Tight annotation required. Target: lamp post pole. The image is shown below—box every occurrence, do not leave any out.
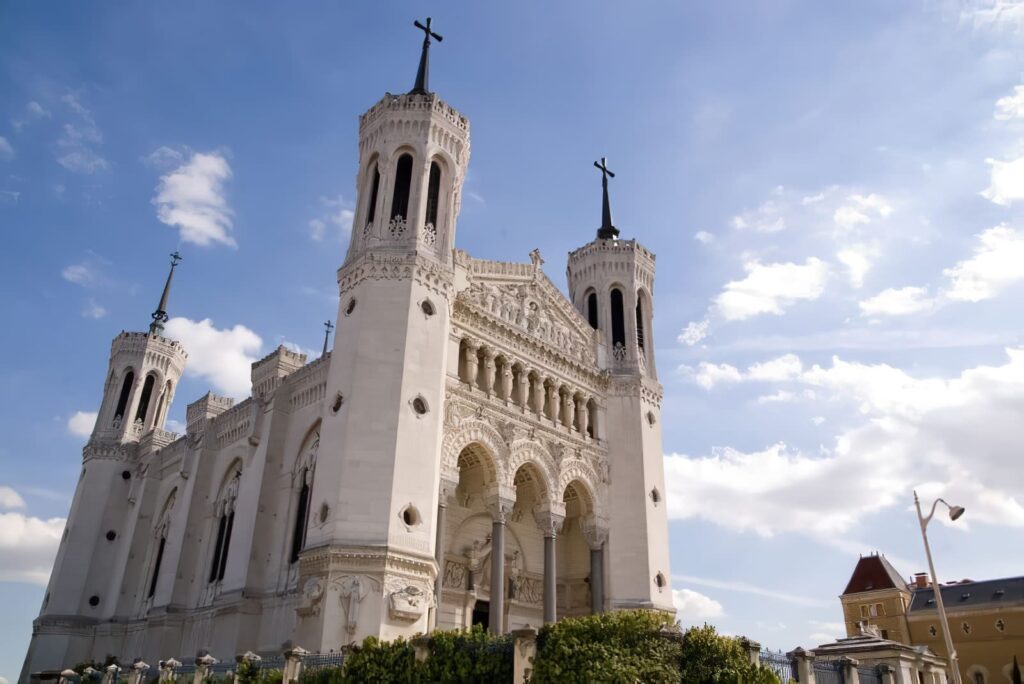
[914,491,963,684]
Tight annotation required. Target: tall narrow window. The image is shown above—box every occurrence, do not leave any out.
[135,374,156,423]
[425,162,441,227]
[208,515,227,583]
[610,288,626,349]
[290,470,311,564]
[635,297,646,351]
[217,511,234,581]
[148,536,166,598]
[390,154,413,221]
[366,165,380,225]
[114,372,134,420]
[586,292,599,329]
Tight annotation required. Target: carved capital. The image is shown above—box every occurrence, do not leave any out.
[533,502,566,537]
[580,515,609,550]
[438,473,459,505]
[485,486,517,523]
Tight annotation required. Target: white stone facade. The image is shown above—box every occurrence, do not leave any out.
[22,85,673,678]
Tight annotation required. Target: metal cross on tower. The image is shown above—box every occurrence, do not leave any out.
[411,17,443,95]
[594,157,619,239]
[149,251,182,335]
[322,319,335,356]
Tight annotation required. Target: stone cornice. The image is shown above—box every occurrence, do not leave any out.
[337,251,455,300]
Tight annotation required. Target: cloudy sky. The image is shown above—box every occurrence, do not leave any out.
[2,1,1024,680]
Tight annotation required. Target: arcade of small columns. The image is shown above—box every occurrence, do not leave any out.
[456,337,600,440]
[433,447,607,636]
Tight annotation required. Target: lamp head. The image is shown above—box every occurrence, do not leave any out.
[948,505,965,521]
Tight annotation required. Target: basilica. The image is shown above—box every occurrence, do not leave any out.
[23,21,673,676]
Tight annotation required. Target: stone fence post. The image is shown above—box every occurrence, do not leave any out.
[59,669,77,684]
[194,654,218,684]
[102,664,122,684]
[282,646,309,683]
[160,658,181,682]
[840,657,860,684]
[878,663,897,684]
[411,635,431,664]
[129,661,149,684]
[512,626,538,684]
[787,647,816,684]
[739,638,762,665]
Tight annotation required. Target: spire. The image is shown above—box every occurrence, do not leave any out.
[149,251,182,336]
[594,157,619,239]
[411,17,443,95]
[322,319,334,356]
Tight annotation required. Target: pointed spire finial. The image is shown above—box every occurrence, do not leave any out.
[411,17,443,95]
[149,251,182,336]
[594,157,619,239]
[322,319,335,356]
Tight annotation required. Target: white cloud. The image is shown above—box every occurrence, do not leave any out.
[56,93,108,174]
[673,573,830,608]
[678,318,710,346]
[667,348,1024,540]
[836,244,876,288]
[981,154,1024,205]
[164,317,262,397]
[833,194,892,232]
[82,298,107,319]
[309,195,355,242]
[0,489,65,584]
[67,411,97,438]
[673,588,725,625]
[694,231,715,244]
[683,354,802,390]
[961,0,1024,33]
[756,390,797,404]
[807,620,846,646]
[0,486,26,510]
[143,145,185,169]
[943,225,1024,301]
[165,419,186,434]
[859,286,936,316]
[994,85,1024,120]
[715,258,829,321]
[61,263,96,286]
[12,100,52,130]
[0,136,14,161]
[0,190,19,205]
[730,191,787,233]
[153,151,235,247]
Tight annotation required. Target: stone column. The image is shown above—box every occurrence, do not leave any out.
[534,503,565,624]
[282,647,309,683]
[463,340,479,388]
[840,657,861,684]
[481,349,496,396]
[739,638,761,665]
[582,519,608,614]
[514,366,529,408]
[546,383,559,423]
[786,648,815,684]
[577,395,589,436]
[500,361,514,403]
[531,375,545,418]
[433,475,457,631]
[512,627,538,683]
[487,490,515,635]
[878,663,897,684]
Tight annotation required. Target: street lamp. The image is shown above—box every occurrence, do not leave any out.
[914,490,965,684]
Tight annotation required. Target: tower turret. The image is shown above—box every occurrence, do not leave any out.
[565,162,673,613]
[29,253,189,672]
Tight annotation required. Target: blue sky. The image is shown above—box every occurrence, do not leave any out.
[2,1,1024,679]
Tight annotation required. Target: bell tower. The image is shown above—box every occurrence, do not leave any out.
[566,160,673,613]
[28,253,188,673]
[298,18,470,647]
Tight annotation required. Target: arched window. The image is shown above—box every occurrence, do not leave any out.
[390,154,413,221]
[135,374,156,423]
[114,371,134,421]
[208,471,240,584]
[290,468,312,564]
[153,381,172,430]
[610,288,626,349]
[425,161,442,227]
[148,536,166,599]
[366,164,380,225]
[635,295,646,351]
[586,291,599,329]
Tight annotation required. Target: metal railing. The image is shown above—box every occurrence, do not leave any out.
[760,649,796,682]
